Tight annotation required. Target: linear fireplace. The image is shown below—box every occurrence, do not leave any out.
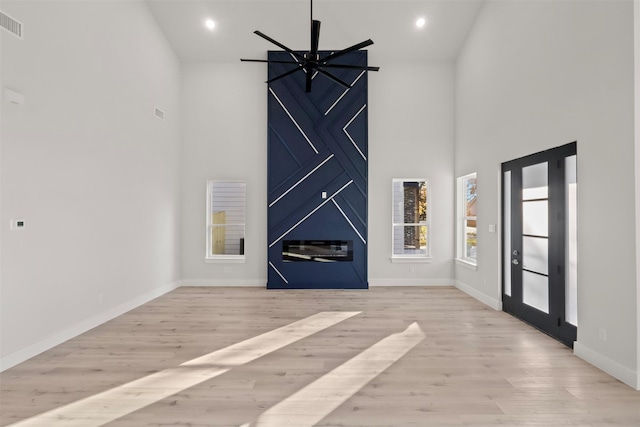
[283,240,353,262]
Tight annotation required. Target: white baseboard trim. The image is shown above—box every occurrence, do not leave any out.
[454,280,502,311]
[368,278,455,287]
[183,279,455,288]
[574,342,639,390]
[0,281,180,372]
[180,279,266,287]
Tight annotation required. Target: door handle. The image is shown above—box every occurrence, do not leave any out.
[512,259,519,265]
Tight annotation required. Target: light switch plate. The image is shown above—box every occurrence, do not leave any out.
[10,219,25,230]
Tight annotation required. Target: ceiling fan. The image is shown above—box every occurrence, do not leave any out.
[240,0,380,93]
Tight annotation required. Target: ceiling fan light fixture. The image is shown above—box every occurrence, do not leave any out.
[416,17,427,28]
[240,0,379,93]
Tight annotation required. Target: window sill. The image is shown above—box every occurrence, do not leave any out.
[391,256,432,264]
[205,256,246,264]
[455,258,477,271]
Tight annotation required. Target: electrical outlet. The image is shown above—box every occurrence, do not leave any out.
[223,267,232,273]
[598,328,607,342]
[409,265,415,273]
[98,294,104,305]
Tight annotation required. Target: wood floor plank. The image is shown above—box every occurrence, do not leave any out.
[1,286,639,426]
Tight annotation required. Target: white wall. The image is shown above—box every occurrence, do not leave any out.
[180,63,267,286]
[455,0,637,387]
[635,0,640,389]
[180,61,455,286]
[0,0,182,369]
[368,62,455,285]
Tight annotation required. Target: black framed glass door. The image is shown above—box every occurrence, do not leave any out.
[502,142,577,347]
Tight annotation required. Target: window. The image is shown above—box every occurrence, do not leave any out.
[206,181,246,262]
[457,173,477,266]
[392,179,429,259]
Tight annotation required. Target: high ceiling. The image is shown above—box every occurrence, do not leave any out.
[145,0,484,63]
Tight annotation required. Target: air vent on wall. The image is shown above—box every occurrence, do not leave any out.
[0,11,23,39]
[153,107,164,120]
[154,107,165,120]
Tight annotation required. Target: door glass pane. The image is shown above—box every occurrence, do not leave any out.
[523,200,548,237]
[566,155,578,326]
[522,161,549,314]
[522,162,548,200]
[503,171,511,296]
[522,270,549,313]
[523,236,549,275]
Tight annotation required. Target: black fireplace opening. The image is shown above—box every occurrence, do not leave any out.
[283,240,353,262]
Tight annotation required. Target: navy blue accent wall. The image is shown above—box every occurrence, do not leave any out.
[267,50,368,289]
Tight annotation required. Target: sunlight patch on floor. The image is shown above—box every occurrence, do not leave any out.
[8,311,360,427]
[242,322,425,427]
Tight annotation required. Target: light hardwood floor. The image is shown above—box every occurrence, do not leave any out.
[1,286,639,426]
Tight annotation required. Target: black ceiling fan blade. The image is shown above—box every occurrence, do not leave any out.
[254,31,305,60]
[305,69,313,93]
[266,65,303,84]
[317,68,352,89]
[322,63,380,72]
[322,39,374,63]
[311,20,321,56]
[241,58,301,64]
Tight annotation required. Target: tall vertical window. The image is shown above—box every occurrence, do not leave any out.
[457,173,477,266]
[392,179,429,258]
[206,181,246,261]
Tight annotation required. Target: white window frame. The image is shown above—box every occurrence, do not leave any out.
[391,178,431,262]
[456,173,477,269]
[205,180,246,263]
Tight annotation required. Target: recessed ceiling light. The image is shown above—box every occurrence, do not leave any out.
[416,17,426,28]
[205,19,216,30]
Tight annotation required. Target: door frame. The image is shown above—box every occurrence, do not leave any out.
[501,142,577,347]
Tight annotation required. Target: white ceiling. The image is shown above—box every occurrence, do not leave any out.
[145,0,485,63]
